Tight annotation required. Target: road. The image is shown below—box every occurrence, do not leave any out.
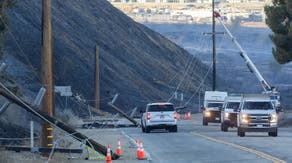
[120,114,292,163]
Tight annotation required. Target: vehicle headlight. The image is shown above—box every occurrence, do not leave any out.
[224,113,230,119]
[270,114,277,123]
[241,114,248,124]
[205,110,211,117]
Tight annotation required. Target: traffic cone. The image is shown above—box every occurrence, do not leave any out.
[116,138,122,156]
[106,144,112,163]
[177,113,181,121]
[136,139,140,158]
[187,112,191,120]
[138,140,146,160]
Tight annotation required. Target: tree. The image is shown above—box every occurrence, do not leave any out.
[265,0,292,64]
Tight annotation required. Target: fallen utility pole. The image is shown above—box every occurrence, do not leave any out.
[0,146,82,154]
[0,83,120,160]
[108,102,140,127]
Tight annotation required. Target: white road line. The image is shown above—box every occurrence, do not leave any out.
[121,130,152,161]
[191,131,286,163]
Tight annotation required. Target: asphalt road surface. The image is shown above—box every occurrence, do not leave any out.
[120,114,292,163]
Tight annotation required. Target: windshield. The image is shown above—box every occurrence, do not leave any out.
[148,104,174,112]
[207,103,223,108]
[226,102,240,109]
[243,102,273,110]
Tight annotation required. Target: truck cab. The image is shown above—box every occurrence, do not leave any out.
[237,94,278,137]
[221,95,241,132]
[203,91,227,126]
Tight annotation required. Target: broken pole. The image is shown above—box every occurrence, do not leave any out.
[41,0,54,149]
[0,83,120,160]
[94,45,100,113]
[108,102,139,127]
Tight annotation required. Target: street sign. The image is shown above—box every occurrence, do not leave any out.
[54,86,72,97]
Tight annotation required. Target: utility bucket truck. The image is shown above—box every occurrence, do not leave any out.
[214,11,281,109]
[202,91,227,126]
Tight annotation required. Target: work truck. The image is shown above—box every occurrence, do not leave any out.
[237,94,278,137]
[221,95,241,132]
[202,91,227,126]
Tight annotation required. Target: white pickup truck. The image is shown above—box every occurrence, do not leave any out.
[221,95,241,132]
[141,102,178,133]
[237,94,278,137]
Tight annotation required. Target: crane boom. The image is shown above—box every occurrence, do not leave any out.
[214,12,271,92]
[213,11,280,107]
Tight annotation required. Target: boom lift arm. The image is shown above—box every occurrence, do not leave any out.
[214,11,271,92]
[213,12,280,107]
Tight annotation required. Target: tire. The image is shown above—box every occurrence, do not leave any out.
[222,123,228,132]
[237,128,245,137]
[269,129,278,137]
[203,117,208,126]
[141,122,145,133]
[145,126,151,133]
[170,125,177,132]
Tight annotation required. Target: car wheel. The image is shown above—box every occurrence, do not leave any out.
[222,123,228,132]
[237,128,245,137]
[169,125,177,132]
[141,122,145,133]
[145,126,151,133]
[269,131,277,137]
[203,117,208,126]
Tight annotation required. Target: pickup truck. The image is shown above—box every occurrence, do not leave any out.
[237,94,278,137]
[221,95,241,132]
[141,102,178,133]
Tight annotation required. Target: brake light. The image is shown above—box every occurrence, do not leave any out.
[146,113,151,120]
[174,112,178,119]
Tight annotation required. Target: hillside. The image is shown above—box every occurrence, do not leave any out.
[2,0,211,115]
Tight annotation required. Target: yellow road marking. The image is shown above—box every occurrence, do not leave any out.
[191,131,286,163]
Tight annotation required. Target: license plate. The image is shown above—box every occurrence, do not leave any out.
[215,117,219,120]
[257,125,263,128]
[160,115,165,119]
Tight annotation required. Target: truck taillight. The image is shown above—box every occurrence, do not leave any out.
[174,113,178,119]
[146,113,151,120]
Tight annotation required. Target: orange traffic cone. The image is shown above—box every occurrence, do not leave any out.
[138,140,146,160]
[106,144,112,163]
[187,112,191,120]
[136,139,140,158]
[116,138,122,156]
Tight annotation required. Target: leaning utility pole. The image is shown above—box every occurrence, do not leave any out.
[41,0,54,149]
[94,45,100,113]
[212,0,216,91]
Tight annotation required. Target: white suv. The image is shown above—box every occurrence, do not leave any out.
[141,102,178,133]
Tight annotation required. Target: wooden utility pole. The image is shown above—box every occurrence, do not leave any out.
[212,0,216,91]
[41,0,54,149]
[94,45,100,113]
